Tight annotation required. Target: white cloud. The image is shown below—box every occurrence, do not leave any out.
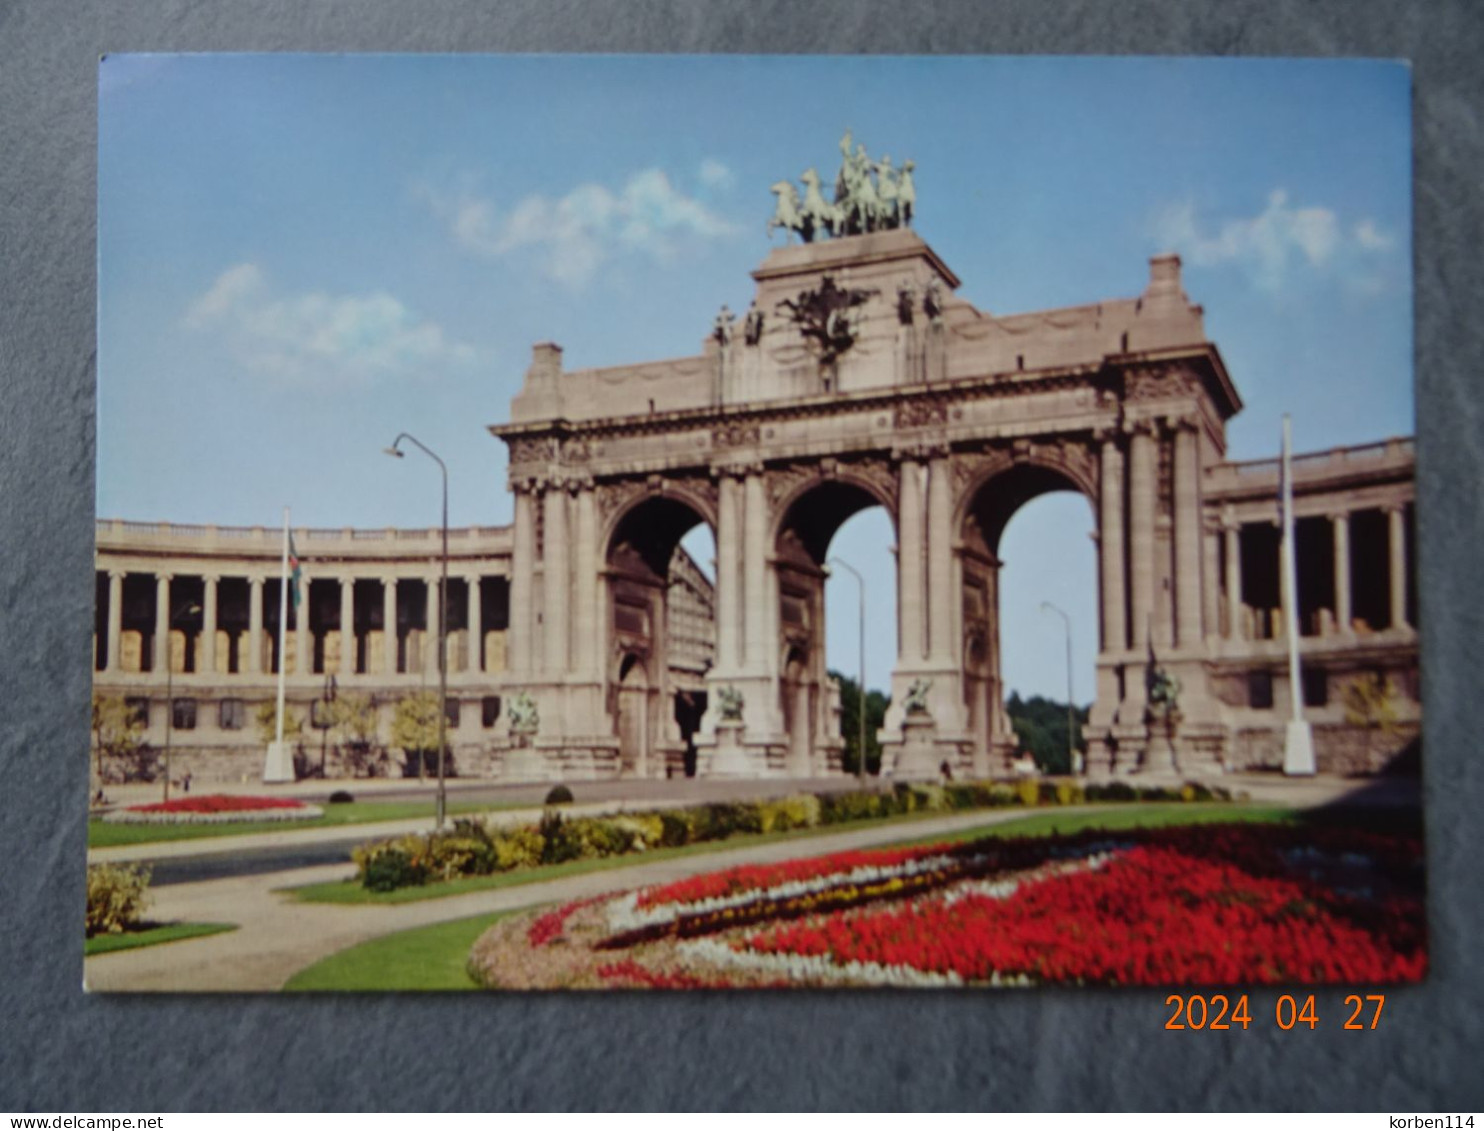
[699,158,735,190]
[422,168,739,287]
[184,263,477,382]
[1152,190,1394,291]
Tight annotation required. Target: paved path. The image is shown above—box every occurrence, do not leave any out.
[83,807,1085,993]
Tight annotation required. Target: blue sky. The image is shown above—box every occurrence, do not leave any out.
[98,55,1412,702]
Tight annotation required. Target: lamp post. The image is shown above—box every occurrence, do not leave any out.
[827,557,868,783]
[385,432,449,829]
[162,600,202,803]
[1040,601,1079,775]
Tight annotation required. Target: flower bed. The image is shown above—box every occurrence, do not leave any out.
[102,794,323,825]
[465,820,1425,990]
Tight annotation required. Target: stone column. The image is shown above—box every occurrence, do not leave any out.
[467,573,483,674]
[1332,512,1351,636]
[926,452,954,663]
[339,576,356,675]
[543,483,569,676]
[426,572,442,677]
[1173,421,1203,647]
[1224,521,1241,640]
[294,569,310,678]
[1127,424,1156,649]
[715,472,743,672]
[743,467,768,673]
[574,484,597,676]
[106,570,124,672]
[1388,504,1409,630]
[201,575,219,675]
[154,574,171,675]
[1098,434,1126,653]
[897,456,927,664]
[248,575,264,674]
[510,488,536,677]
[1202,523,1221,645]
[382,577,398,674]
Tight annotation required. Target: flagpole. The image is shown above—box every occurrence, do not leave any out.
[264,505,295,782]
[276,506,289,746]
[1280,415,1316,775]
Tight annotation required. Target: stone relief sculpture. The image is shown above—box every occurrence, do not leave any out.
[896,280,917,326]
[508,691,540,734]
[713,304,735,346]
[1147,666,1182,720]
[743,300,765,346]
[770,130,917,244]
[717,685,745,722]
[903,677,933,717]
[776,274,878,368]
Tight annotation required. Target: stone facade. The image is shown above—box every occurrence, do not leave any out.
[492,229,1418,780]
[91,520,713,783]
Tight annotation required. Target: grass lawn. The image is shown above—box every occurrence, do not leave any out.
[287,800,1278,907]
[282,911,514,991]
[280,802,1298,992]
[85,921,237,956]
[87,798,522,848]
[888,802,1299,848]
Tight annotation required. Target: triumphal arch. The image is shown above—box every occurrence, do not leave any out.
[491,138,1416,781]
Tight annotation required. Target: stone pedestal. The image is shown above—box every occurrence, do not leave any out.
[885,714,941,780]
[1143,716,1180,778]
[262,740,295,783]
[502,732,551,781]
[704,720,757,777]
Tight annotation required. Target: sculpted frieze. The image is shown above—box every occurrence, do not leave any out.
[1123,362,1201,402]
[894,395,948,429]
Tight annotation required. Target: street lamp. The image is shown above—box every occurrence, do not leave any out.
[385,432,449,830]
[827,557,868,783]
[162,600,202,803]
[1039,601,1079,775]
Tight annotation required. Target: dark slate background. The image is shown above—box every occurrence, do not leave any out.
[2,0,1481,1112]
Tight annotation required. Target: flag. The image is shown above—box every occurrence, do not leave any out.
[288,531,303,608]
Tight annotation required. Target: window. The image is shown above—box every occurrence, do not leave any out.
[482,695,501,728]
[172,698,197,730]
[444,697,461,728]
[218,698,245,730]
[1248,670,1274,710]
[1301,668,1328,709]
[125,697,149,728]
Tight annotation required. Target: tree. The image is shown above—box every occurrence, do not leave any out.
[831,670,887,775]
[254,700,304,747]
[91,693,146,790]
[330,691,384,776]
[1343,672,1399,733]
[391,690,446,778]
[1005,691,1089,774]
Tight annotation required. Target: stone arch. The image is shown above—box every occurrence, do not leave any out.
[604,492,715,779]
[956,459,1096,559]
[954,459,1098,773]
[602,483,717,566]
[771,474,896,564]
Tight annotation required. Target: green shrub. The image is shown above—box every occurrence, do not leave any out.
[86,862,151,936]
[821,790,886,824]
[327,789,355,804]
[544,784,575,806]
[1088,780,1138,803]
[538,809,585,864]
[657,808,699,847]
[359,844,429,892]
[491,826,544,871]
[759,794,823,833]
[1015,778,1041,807]
[695,802,764,841]
[427,833,495,880]
[1054,780,1084,806]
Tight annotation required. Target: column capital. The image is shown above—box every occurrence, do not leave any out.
[247,573,266,588]
[1328,508,1351,524]
[1092,423,1122,446]
[1382,500,1408,517]
[1166,412,1200,433]
[108,568,127,581]
[202,573,221,585]
[156,572,174,585]
[1125,417,1161,438]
